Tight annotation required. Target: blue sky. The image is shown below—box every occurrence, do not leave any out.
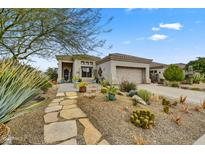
[30,8,205,71]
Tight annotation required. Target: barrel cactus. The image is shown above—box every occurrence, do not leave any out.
[130,109,155,129]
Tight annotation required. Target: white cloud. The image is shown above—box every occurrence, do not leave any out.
[149,34,168,41]
[142,8,159,10]
[195,20,202,24]
[136,37,145,41]
[125,8,136,12]
[123,40,131,44]
[152,27,160,31]
[159,23,183,30]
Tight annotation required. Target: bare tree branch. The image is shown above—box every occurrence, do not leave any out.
[0,9,112,60]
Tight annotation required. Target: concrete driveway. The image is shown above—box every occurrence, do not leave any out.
[138,84,205,104]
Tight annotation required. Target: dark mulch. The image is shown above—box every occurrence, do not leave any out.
[77,93,205,145]
[6,85,57,145]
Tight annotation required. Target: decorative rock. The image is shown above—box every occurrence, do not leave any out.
[60,99,77,106]
[52,98,64,103]
[84,93,96,98]
[66,92,77,97]
[60,108,86,120]
[48,102,59,107]
[56,93,65,97]
[79,118,102,145]
[98,139,110,145]
[132,95,147,105]
[67,96,78,99]
[63,104,78,110]
[194,134,205,145]
[45,105,62,113]
[128,90,137,97]
[44,112,58,123]
[44,121,77,144]
[117,91,126,96]
[58,138,77,145]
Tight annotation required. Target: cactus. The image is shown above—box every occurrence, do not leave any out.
[130,109,155,129]
[162,98,170,106]
[163,106,169,114]
[172,101,178,106]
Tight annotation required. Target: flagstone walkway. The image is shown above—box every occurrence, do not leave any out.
[43,91,109,145]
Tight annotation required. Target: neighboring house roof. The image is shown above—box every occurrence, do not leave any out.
[96,53,153,65]
[172,63,186,69]
[56,54,101,61]
[150,62,168,69]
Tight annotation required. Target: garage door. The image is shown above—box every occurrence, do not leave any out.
[116,67,144,84]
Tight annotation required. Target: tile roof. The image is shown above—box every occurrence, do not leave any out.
[96,53,153,64]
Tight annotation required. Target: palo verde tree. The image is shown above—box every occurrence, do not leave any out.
[186,57,205,74]
[0,9,112,60]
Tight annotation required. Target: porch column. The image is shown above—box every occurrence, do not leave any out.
[57,61,62,83]
[145,66,151,84]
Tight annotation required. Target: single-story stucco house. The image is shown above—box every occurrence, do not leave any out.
[150,62,188,83]
[56,54,100,83]
[56,53,154,84]
[96,53,152,84]
[150,62,168,82]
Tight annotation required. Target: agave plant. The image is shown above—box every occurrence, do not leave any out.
[0,59,49,123]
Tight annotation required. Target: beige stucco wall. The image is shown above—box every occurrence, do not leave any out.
[57,60,73,83]
[57,59,96,83]
[96,61,112,81]
[150,68,165,80]
[111,60,150,84]
[97,60,150,84]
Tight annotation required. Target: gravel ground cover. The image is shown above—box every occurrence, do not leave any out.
[7,85,58,145]
[77,93,205,145]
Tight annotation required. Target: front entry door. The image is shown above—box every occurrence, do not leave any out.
[64,69,70,81]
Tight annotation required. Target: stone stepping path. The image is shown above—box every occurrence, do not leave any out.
[43,91,109,145]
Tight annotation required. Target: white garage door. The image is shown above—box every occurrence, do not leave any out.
[116,67,144,84]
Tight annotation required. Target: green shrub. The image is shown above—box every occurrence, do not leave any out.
[191,87,200,91]
[137,89,151,102]
[107,86,118,95]
[0,59,49,123]
[100,79,110,87]
[187,78,193,85]
[78,82,88,88]
[41,81,52,92]
[45,67,58,81]
[101,87,108,94]
[120,81,136,92]
[130,109,155,129]
[72,76,80,82]
[163,65,185,82]
[169,81,180,87]
[192,73,204,84]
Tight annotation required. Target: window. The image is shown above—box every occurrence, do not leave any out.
[81,67,92,77]
[81,61,85,65]
[86,61,89,65]
[150,70,153,73]
[159,71,161,74]
[154,70,157,73]
[90,62,93,65]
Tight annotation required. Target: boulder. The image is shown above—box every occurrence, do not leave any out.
[117,91,126,96]
[128,90,137,97]
[132,95,147,105]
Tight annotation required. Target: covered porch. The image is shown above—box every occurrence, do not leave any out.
[57,61,74,83]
